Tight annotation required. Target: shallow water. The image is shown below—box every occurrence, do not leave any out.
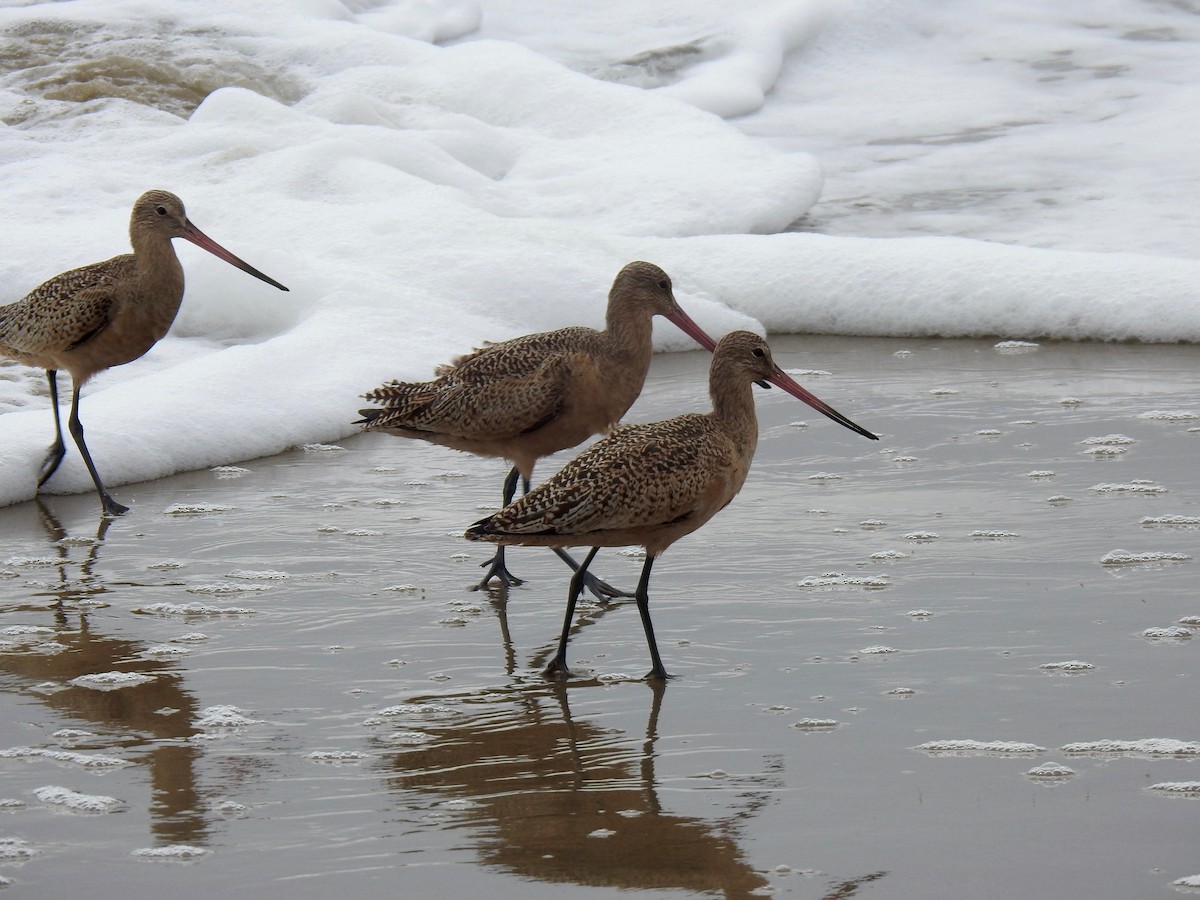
[0,336,1197,898]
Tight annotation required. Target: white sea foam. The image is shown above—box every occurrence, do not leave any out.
[792,718,839,730]
[130,844,210,861]
[0,837,38,862]
[163,503,234,516]
[916,740,1046,756]
[1143,516,1200,527]
[1142,626,1193,640]
[1062,739,1200,757]
[308,750,369,763]
[0,746,129,769]
[0,625,55,640]
[132,602,254,616]
[0,0,1199,507]
[1080,434,1136,445]
[1026,762,1075,780]
[1039,661,1094,673]
[795,573,889,590]
[994,341,1039,353]
[186,582,272,594]
[68,671,156,691]
[32,785,124,814]
[52,729,95,742]
[225,569,290,580]
[1100,550,1191,566]
[1139,410,1198,422]
[195,705,262,729]
[1148,782,1200,796]
[1090,482,1166,495]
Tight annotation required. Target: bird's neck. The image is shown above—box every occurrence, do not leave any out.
[709,370,760,453]
[603,296,655,364]
[132,233,186,301]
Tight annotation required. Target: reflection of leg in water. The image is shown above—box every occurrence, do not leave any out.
[35,498,113,608]
[5,502,210,844]
[381,678,774,896]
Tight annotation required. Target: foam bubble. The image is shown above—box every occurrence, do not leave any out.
[916,740,1046,756]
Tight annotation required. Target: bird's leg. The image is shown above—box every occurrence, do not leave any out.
[472,467,527,591]
[633,556,671,680]
[66,385,128,517]
[552,547,634,601]
[37,370,68,487]
[545,546,600,678]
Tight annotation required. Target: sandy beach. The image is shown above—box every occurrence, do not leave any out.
[1,334,1198,898]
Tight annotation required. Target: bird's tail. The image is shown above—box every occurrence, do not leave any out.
[354,408,383,427]
[464,516,498,542]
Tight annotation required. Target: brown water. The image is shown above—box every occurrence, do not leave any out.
[1,336,1198,898]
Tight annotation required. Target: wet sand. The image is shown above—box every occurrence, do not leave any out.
[0,335,1197,899]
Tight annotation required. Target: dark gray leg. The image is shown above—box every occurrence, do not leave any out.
[633,556,670,680]
[473,466,526,590]
[544,546,601,678]
[37,370,68,487]
[553,546,634,600]
[66,385,128,517]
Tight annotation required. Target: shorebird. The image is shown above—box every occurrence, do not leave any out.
[465,330,878,679]
[357,261,718,596]
[0,190,289,516]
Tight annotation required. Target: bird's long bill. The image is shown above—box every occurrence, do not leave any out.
[183,221,290,292]
[665,307,718,352]
[768,366,879,440]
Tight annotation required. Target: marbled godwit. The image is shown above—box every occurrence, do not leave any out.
[357,261,718,596]
[465,330,878,679]
[0,190,289,516]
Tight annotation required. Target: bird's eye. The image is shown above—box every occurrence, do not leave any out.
[657,279,669,290]
[155,206,168,216]
[752,348,765,358]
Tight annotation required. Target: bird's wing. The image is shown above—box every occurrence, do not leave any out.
[363,352,575,439]
[487,415,731,535]
[434,327,597,380]
[0,265,118,357]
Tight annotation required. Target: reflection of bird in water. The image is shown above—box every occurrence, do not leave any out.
[382,680,775,896]
[467,331,878,679]
[357,261,717,597]
[0,190,289,516]
[0,501,208,844]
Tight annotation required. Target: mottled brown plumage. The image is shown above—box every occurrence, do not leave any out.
[1,190,289,516]
[466,331,879,679]
[358,261,718,593]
